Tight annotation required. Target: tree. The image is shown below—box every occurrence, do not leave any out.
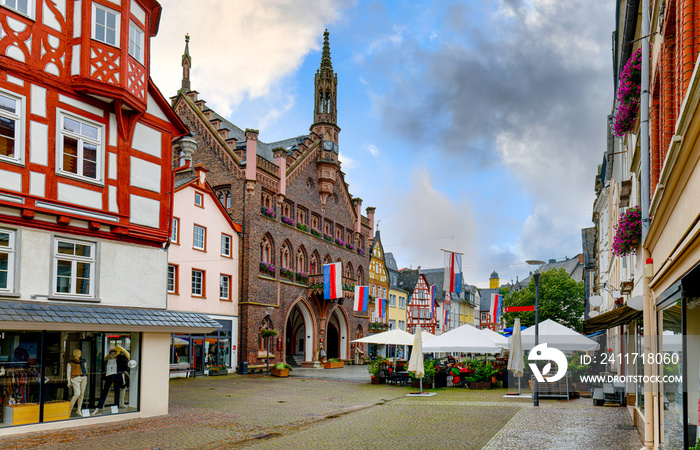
[502,268,585,332]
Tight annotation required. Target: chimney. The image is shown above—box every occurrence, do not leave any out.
[194,165,208,184]
[366,206,376,239]
[578,253,584,263]
[244,129,259,195]
[273,147,286,197]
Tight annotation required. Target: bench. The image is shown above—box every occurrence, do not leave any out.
[170,362,196,378]
[247,364,268,374]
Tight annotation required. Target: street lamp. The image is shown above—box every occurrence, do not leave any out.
[264,307,274,376]
[526,259,545,407]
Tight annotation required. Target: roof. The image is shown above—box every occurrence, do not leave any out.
[517,255,584,289]
[0,301,222,333]
[397,269,420,292]
[384,252,398,272]
[479,288,500,311]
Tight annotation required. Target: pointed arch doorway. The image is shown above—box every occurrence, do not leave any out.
[285,299,314,366]
[326,306,349,360]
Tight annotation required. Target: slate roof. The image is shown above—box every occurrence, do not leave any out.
[384,252,398,272]
[0,301,222,332]
[479,288,500,311]
[209,110,309,163]
[397,269,420,293]
[514,255,584,290]
[174,175,197,189]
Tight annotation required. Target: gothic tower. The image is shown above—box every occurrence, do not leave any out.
[312,30,341,209]
[181,34,192,92]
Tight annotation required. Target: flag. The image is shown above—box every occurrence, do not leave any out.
[376,298,385,319]
[443,251,462,293]
[430,284,437,318]
[323,262,342,299]
[444,309,449,326]
[490,293,502,326]
[353,286,369,312]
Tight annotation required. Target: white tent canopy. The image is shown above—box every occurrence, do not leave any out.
[519,319,599,351]
[351,329,414,346]
[421,324,504,353]
[481,328,508,347]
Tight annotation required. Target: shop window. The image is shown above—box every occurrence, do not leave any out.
[0,331,140,428]
[92,4,120,47]
[53,238,96,297]
[0,228,16,292]
[58,113,102,182]
[0,90,23,163]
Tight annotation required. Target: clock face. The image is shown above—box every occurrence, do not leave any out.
[323,140,334,150]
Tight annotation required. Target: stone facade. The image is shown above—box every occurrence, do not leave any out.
[170,31,373,368]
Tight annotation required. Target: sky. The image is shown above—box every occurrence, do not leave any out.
[151,0,615,288]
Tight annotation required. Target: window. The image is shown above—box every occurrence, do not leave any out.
[193,224,206,250]
[0,91,22,163]
[389,294,396,307]
[399,320,405,331]
[192,269,205,297]
[93,4,120,47]
[221,234,231,257]
[54,238,95,297]
[58,113,102,181]
[389,319,396,330]
[167,264,178,294]
[219,274,231,300]
[0,229,15,292]
[194,191,203,207]
[171,217,179,244]
[399,296,405,309]
[1,0,30,16]
[128,22,144,63]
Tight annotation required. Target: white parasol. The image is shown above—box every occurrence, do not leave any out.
[507,318,524,395]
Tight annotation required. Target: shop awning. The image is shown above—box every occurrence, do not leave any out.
[0,301,222,333]
[583,305,642,334]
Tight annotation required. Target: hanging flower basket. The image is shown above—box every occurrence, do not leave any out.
[614,48,642,136]
[612,206,641,257]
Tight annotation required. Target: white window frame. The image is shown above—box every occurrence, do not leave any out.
[221,234,231,257]
[128,21,144,63]
[167,264,177,293]
[1,0,32,18]
[0,228,16,293]
[193,224,206,250]
[171,217,179,244]
[194,192,203,207]
[92,3,120,47]
[219,274,230,300]
[57,111,103,183]
[53,238,96,298]
[0,90,24,165]
[192,269,204,297]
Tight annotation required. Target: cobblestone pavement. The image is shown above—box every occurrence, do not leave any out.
[0,370,642,449]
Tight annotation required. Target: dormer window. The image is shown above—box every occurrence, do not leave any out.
[129,22,144,63]
[93,4,120,47]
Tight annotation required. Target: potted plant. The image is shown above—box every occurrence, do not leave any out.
[324,358,344,369]
[261,328,278,339]
[367,359,388,384]
[208,364,228,376]
[612,206,641,257]
[614,48,642,136]
[271,362,291,377]
[464,359,497,389]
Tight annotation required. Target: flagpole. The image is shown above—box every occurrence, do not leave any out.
[440,249,464,255]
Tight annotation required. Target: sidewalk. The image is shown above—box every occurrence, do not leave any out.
[0,371,642,449]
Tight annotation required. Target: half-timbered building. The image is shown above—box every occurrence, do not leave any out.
[0,0,219,434]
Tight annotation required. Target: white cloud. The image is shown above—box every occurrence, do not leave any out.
[364,143,380,158]
[151,0,348,113]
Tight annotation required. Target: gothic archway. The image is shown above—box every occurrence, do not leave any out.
[284,297,314,365]
[328,305,349,359]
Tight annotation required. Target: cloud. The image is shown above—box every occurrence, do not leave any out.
[151,0,349,115]
[381,169,477,271]
[364,143,380,158]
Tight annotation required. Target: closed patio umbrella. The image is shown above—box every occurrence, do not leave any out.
[407,325,425,394]
[507,318,524,395]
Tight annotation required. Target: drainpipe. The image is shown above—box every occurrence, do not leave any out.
[639,0,654,447]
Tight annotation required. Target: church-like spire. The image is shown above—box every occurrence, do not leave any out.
[181,34,191,92]
[313,29,337,126]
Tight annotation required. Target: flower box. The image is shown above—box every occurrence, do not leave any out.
[271,367,289,377]
[209,369,227,376]
[469,382,492,390]
[324,361,344,369]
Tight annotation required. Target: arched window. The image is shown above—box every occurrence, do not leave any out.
[310,251,320,275]
[216,188,231,209]
[296,246,307,274]
[323,254,332,265]
[282,202,291,218]
[280,241,292,270]
[260,234,274,276]
[297,207,307,225]
[344,262,354,281]
[336,225,343,240]
[357,266,365,285]
[261,191,273,210]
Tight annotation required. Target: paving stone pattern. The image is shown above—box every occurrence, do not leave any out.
[0,372,642,449]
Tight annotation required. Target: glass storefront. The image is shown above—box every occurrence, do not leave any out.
[0,330,140,427]
[171,319,232,372]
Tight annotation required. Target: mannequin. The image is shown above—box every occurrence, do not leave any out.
[94,349,120,414]
[67,349,87,416]
[115,348,129,408]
